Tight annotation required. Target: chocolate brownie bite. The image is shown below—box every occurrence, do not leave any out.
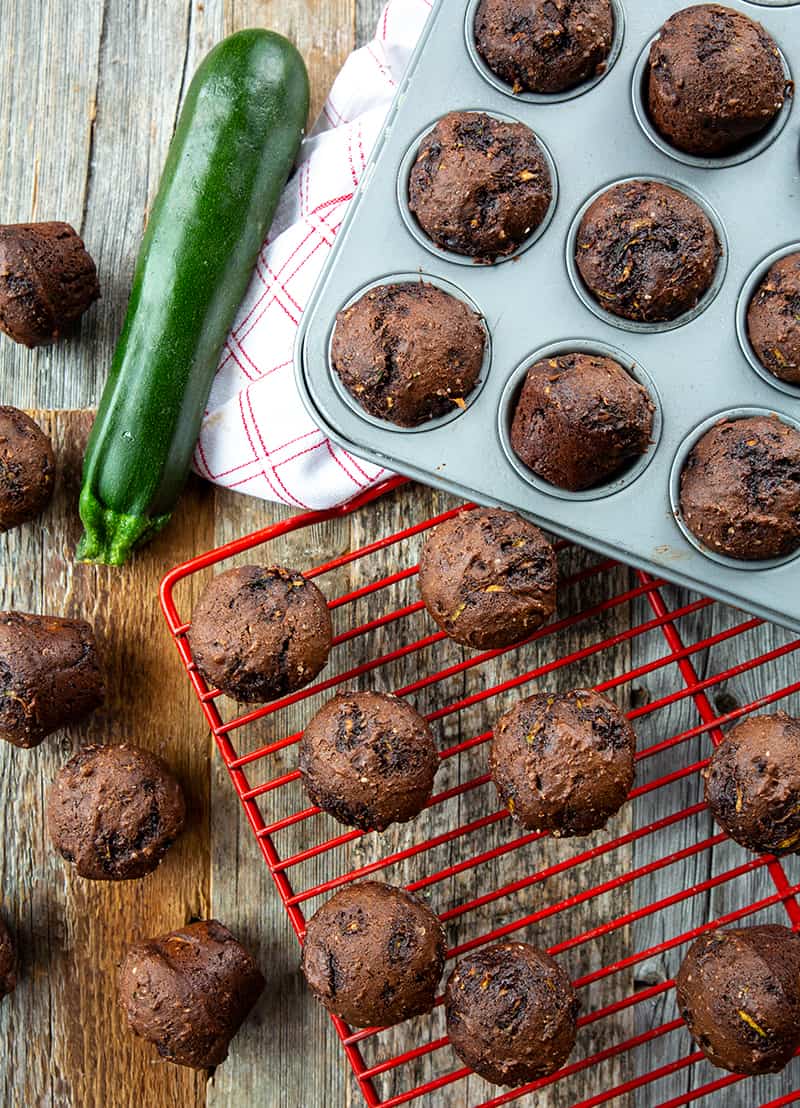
[118,919,265,1069]
[0,611,104,748]
[47,744,186,881]
[418,508,557,650]
[301,881,445,1028]
[679,415,800,561]
[510,352,654,490]
[705,713,800,855]
[407,111,552,260]
[491,689,636,836]
[576,179,719,323]
[330,282,485,426]
[475,0,614,94]
[445,941,578,1086]
[299,691,438,832]
[747,253,800,386]
[676,925,800,1075]
[0,407,55,531]
[0,222,100,347]
[0,918,16,999]
[648,5,787,158]
[187,565,332,702]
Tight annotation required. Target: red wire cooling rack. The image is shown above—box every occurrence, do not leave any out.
[160,477,800,1108]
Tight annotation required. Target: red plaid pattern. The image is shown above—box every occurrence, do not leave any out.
[193,0,432,509]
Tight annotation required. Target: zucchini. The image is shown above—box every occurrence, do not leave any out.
[77,29,309,564]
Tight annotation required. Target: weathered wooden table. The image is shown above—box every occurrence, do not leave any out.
[2,3,798,1106]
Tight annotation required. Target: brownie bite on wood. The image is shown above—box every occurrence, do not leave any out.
[0,407,55,531]
[705,713,800,855]
[0,611,104,748]
[118,919,265,1069]
[491,689,636,835]
[47,744,186,881]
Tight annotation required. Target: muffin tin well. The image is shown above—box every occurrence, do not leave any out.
[297,0,800,633]
[328,271,492,434]
[497,338,663,502]
[395,110,560,267]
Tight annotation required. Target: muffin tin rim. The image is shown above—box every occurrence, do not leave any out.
[668,405,800,572]
[564,173,729,335]
[735,240,800,400]
[742,0,800,9]
[396,108,560,268]
[326,270,493,435]
[496,337,664,502]
[631,30,794,171]
[462,0,627,105]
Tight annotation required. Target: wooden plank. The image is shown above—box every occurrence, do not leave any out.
[0,411,214,1108]
[225,0,354,123]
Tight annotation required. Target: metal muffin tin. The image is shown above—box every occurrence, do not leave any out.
[296,0,800,632]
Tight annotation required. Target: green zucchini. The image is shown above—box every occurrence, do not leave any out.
[77,29,309,564]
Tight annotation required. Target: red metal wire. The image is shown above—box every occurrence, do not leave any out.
[159,477,800,1108]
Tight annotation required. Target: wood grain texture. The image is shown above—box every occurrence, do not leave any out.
[0,412,214,1108]
[2,0,799,1106]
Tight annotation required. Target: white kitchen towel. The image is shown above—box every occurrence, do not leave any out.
[193,0,432,510]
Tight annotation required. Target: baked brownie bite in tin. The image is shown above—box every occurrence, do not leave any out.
[491,688,636,836]
[301,881,446,1028]
[47,744,186,881]
[679,414,800,561]
[747,253,800,386]
[648,4,788,158]
[330,281,485,426]
[575,179,719,324]
[299,690,438,831]
[418,507,557,650]
[445,941,578,1086]
[676,925,800,1075]
[510,351,654,490]
[408,111,552,260]
[475,0,614,94]
[705,713,800,855]
[187,564,332,702]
